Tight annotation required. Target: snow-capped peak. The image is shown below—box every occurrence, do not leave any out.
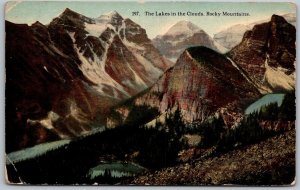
[104,11,121,17]
[96,11,123,24]
[165,20,202,37]
[84,11,123,37]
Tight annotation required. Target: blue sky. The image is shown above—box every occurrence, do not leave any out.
[5,1,296,38]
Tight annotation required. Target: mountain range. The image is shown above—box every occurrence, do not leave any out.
[6,9,295,153]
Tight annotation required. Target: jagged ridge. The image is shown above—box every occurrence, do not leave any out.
[6,8,170,151]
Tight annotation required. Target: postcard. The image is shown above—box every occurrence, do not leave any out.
[5,1,296,185]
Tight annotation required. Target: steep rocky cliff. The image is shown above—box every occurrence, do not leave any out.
[109,47,260,127]
[229,15,295,92]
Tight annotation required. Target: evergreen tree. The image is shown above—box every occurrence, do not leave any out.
[165,107,185,137]
[258,103,279,120]
[279,92,296,121]
[197,116,225,148]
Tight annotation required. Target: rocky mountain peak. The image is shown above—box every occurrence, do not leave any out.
[96,11,123,26]
[58,8,95,24]
[271,14,288,24]
[101,10,122,19]
[60,8,80,18]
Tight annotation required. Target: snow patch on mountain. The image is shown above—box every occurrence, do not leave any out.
[83,11,123,38]
[119,21,162,80]
[118,47,148,88]
[76,45,129,98]
[68,32,130,99]
[84,22,107,37]
[120,20,144,51]
[67,101,89,124]
[26,111,66,138]
[122,38,145,51]
[127,64,147,88]
[96,11,121,23]
[68,14,167,100]
[60,11,167,99]
[43,66,49,73]
[264,55,295,91]
[133,52,162,79]
[119,20,163,81]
